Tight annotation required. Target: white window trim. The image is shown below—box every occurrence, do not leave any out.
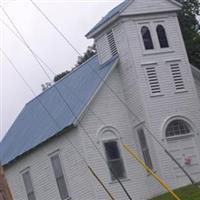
[102,138,128,183]
[137,19,172,55]
[153,20,172,50]
[161,116,197,141]
[106,30,118,57]
[49,150,71,200]
[166,60,187,93]
[97,126,129,183]
[135,125,154,173]
[142,63,163,97]
[20,167,37,200]
[137,22,156,53]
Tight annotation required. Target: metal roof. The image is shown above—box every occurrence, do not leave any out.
[0,55,118,165]
[86,0,130,37]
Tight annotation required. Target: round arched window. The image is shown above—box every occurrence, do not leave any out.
[166,120,191,138]
[141,26,154,50]
[156,25,169,48]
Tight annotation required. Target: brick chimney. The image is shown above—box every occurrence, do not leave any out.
[0,164,13,200]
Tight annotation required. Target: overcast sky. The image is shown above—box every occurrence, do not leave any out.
[0,1,199,141]
[0,0,122,140]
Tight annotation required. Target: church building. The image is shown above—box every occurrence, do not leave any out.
[1,0,200,199]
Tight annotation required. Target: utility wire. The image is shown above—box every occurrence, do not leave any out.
[1,48,115,200]
[29,0,195,185]
[0,18,56,77]
[1,6,133,200]
[0,15,106,127]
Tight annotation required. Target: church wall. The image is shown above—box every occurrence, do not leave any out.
[4,65,156,200]
[122,12,200,188]
[4,128,95,200]
[79,66,154,200]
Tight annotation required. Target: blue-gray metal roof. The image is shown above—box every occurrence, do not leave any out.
[0,55,118,165]
[86,0,130,37]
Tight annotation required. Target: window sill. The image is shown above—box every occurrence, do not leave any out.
[166,133,194,141]
[150,93,164,98]
[143,49,174,56]
[109,178,130,184]
[175,89,188,94]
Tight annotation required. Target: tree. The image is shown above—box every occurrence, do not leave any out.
[52,44,96,83]
[177,0,200,69]
[76,44,96,66]
[53,70,70,82]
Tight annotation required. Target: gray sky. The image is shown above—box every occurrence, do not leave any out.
[0,0,122,140]
[0,0,199,141]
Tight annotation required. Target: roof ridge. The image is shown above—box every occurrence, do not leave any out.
[86,0,130,37]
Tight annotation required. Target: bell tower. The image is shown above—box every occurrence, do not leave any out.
[87,0,200,188]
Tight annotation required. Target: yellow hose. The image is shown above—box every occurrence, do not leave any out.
[123,144,181,200]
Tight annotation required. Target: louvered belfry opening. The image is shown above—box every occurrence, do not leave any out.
[107,30,118,57]
[170,63,185,91]
[145,66,161,95]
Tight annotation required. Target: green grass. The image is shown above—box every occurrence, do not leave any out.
[150,185,200,200]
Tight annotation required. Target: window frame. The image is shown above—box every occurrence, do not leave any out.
[142,62,163,97]
[21,168,36,200]
[106,30,118,57]
[136,126,154,171]
[156,24,169,48]
[165,119,193,140]
[102,138,127,182]
[141,25,155,50]
[49,151,70,200]
[137,20,172,54]
[138,22,156,52]
[166,60,187,93]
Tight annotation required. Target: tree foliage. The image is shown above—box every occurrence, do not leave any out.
[76,44,96,67]
[53,44,96,83]
[53,70,70,82]
[177,0,200,69]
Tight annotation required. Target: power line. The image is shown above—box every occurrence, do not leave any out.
[0,18,56,77]
[1,6,133,200]
[1,48,116,200]
[29,0,195,185]
[0,10,54,81]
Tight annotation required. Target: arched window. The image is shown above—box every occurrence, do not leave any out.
[166,120,191,138]
[98,127,126,181]
[141,26,154,50]
[156,25,169,48]
[104,140,126,180]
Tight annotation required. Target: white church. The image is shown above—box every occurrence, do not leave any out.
[1,0,200,199]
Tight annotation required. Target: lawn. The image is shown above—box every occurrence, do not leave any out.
[150,185,200,200]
